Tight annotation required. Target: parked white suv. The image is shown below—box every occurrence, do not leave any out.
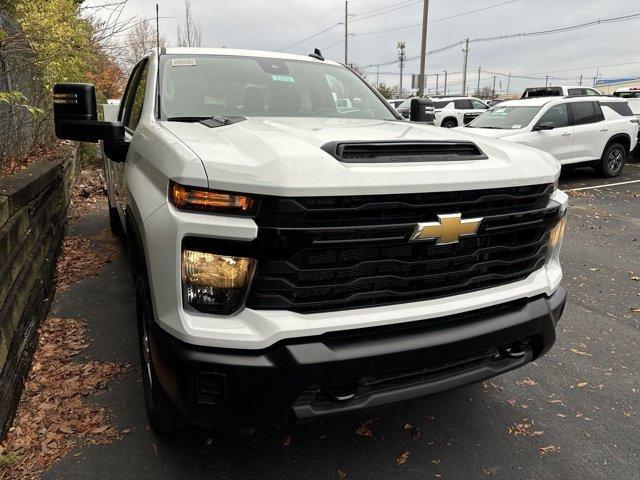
[52,47,567,432]
[521,86,602,98]
[461,96,639,177]
[430,96,489,128]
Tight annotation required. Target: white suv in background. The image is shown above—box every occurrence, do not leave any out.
[431,96,489,128]
[521,86,602,98]
[461,96,639,177]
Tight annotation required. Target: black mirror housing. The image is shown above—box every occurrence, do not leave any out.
[410,98,435,123]
[53,83,124,143]
[533,121,556,131]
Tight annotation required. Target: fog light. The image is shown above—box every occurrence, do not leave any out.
[182,249,256,315]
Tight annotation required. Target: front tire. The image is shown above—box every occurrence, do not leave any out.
[108,204,124,237]
[596,143,626,178]
[441,118,458,129]
[134,266,186,433]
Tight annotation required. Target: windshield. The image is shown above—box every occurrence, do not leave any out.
[613,91,640,99]
[468,105,541,129]
[161,55,397,120]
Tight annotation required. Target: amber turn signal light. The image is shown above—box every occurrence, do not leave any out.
[169,181,256,215]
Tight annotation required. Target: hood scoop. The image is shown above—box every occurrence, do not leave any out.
[322,141,487,163]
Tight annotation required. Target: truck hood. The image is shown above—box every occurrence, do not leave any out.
[160,117,559,196]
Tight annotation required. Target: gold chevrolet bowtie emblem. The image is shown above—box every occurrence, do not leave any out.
[411,213,483,245]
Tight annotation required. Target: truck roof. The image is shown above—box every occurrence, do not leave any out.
[162,47,342,66]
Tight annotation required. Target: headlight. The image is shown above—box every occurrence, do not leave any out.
[182,249,257,315]
[547,212,566,263]
[170,181,257,216]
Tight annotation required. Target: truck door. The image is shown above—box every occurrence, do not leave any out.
[110,59,149,222]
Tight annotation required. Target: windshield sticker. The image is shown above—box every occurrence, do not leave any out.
[512,124,522,129]
[271,74,295,83]
[172,58,196,67]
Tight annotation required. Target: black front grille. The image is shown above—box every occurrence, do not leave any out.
[245,184,558,313]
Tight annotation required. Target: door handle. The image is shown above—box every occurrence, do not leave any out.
[600,127,609,132]
[561,132,571,136]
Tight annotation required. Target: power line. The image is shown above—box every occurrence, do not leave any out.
[351,0,422,23]
[471,12,640,43]
[356,0,520,38]
[279,23,340,51]
[362,11,640,68]
[350,0,418,19]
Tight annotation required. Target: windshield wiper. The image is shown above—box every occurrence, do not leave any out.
[166,115,247,128]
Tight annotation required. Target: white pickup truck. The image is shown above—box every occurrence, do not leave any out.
[52,47,567,432]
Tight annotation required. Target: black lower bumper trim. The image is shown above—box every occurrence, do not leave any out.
[149,287,566,428]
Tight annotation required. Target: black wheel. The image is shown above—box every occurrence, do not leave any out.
[441,118,457,129]
[596,142,626,178]
[134,266,186,432]
[108,204,124,236]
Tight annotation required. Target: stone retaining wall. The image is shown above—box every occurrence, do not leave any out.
[0,152,76,440]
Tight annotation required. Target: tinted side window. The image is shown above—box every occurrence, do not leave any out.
[570,101,603,125]
[601,101,633,117]
[568,88,583,96]
[538,104,570,128]
[585,89,600,96]
[118,64,143,122]
[127,62,149,130]
[433,101,451,109]
[455,99,473,109]
[471,99,487,109]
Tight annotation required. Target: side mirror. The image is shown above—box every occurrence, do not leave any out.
[533,121,556,131]
[410,97,435,123]
[53,83,124,143]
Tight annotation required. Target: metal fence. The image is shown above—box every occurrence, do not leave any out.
[0,11,51,166]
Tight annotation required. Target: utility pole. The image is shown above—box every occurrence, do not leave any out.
[435,73,439,95]
[443,70,448,95]
[461,38,470,95]
[579,74,583,86]
[417,0,430,97]
[545,75,549,87]
[376,66,380,89]
[397,41,406,96]
[492,75,497,99]
[506,73,511,95]
[477,66,481,95]
[344,1,349,65]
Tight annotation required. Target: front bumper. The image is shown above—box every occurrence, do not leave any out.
[149,287,566,429]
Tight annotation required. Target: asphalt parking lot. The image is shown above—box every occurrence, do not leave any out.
[43,162,640,480]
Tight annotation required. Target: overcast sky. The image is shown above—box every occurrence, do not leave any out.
[88,0,640,94]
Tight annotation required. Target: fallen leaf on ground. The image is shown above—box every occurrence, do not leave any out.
[516,377,538,386]
[0,317,127,480]
[570,348,593,357]
[282,435,292,447]
[356,419,374,438]
[396,450,411,466]
[538,445,561,456]
[508,420,544,437]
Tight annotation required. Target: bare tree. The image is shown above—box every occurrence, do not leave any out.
[176,0,201,47]
[123,18,165,74]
